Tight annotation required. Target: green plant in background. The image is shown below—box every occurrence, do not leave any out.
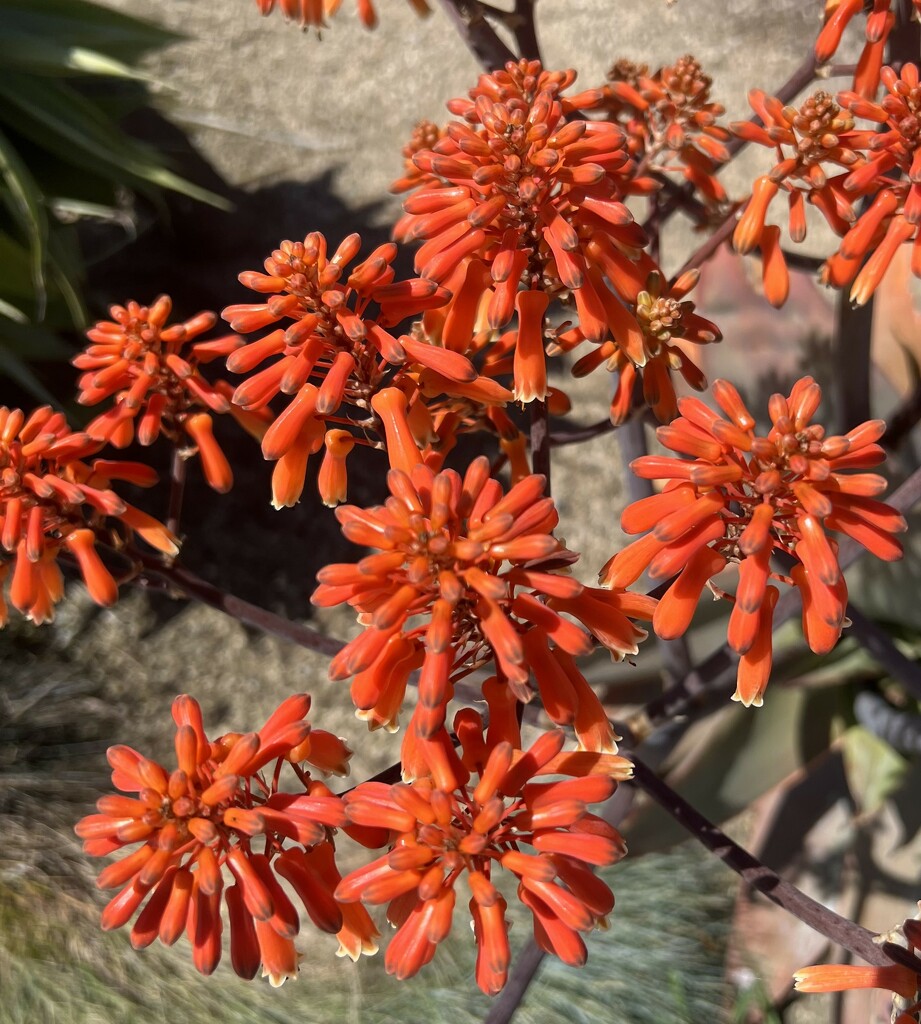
[0,0,226,401]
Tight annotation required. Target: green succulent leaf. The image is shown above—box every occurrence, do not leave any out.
[841,724,909,816]
[0,31,151,80]
[0,0,178,62]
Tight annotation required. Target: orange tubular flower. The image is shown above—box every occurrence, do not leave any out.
[601,376,904,707]
[814,0,910,97]
[395,59,654,404]
[602,55,731,205]
[0,405,176,625]
[75,295,256,494]
[311,456,654,748]
[730,90,865,306]
[551,266,719,424]
[795,904,921,1022]
[222,231,491,508]
[254,0,430,31]
[830,65,921,305]
[76,693,354,982]
[335,713,630,993]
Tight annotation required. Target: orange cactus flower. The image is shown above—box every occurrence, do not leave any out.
[602,54,731,205]
[335,713,629,993]
[552,266,719,423]
[830,65,921,304]
[730,90,864,306]
[794,964,919,999]
[312,456,653,748]
[795,904,921,1022]
[74,295,254,494]
[601,376,904,706]
[254,0,430,31]
[402,284,534,466]
[222,231,488,507]
[0,405,176,625]
[814,0,909,97]
[76,693,352,982]
[395,59,653,402]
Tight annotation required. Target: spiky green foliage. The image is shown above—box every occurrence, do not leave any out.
[0,0,227,399]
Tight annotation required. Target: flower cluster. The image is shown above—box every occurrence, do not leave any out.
[398,327,521,467]
[312,456,654,751]
[0,405,176,625]
[550,265,718,423]
[731,89,863,306]
[336,711,630,992]
[825,64,921,304]
[394,58,659,404]
[253,0,430,31]
[601,54,731,205]
[75,296,263,494]
[734,65,921,308]
[222,231,495,507]
[75,694,377,983]
[601,377,904,707]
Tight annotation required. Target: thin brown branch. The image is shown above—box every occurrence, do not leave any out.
[166,445,187,540]
[629,755,894,966]
[511,0,540,61]
[845,603,921,701]
[548,416,614,447]
[132,551,347,659]
[890,0,921,68]
[783,249,824,273]
[671,207,740,281]
[529,398,551,492]
[883,380,921,449]
[483,942,547,1024]
[832,255,874,435]
[437,0,516,69]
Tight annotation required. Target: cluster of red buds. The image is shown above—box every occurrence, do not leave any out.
[75,694,377,983]
[826,64,921,304]
[312,456,655,758]
[734,65,921,308]
[222,231,505,507]
[601,54,731,205]
[401,306,530,470]
[337,712,630,992]
[0,405,176,625]
[550,264,718,423]
[731,89,863,306]
[602,377,904,707]
[814,0,920,97]
[393,59,660,405]
[253,0,430,31]
[56,27,920,1007]
[392,59,724,428]
[75,296,267,494]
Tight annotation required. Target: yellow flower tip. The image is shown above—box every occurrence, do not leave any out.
[263,965,298,988]
[730,689,764,708]
[335,936,380,961]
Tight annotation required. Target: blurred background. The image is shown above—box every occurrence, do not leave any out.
[1,2,919,1022]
